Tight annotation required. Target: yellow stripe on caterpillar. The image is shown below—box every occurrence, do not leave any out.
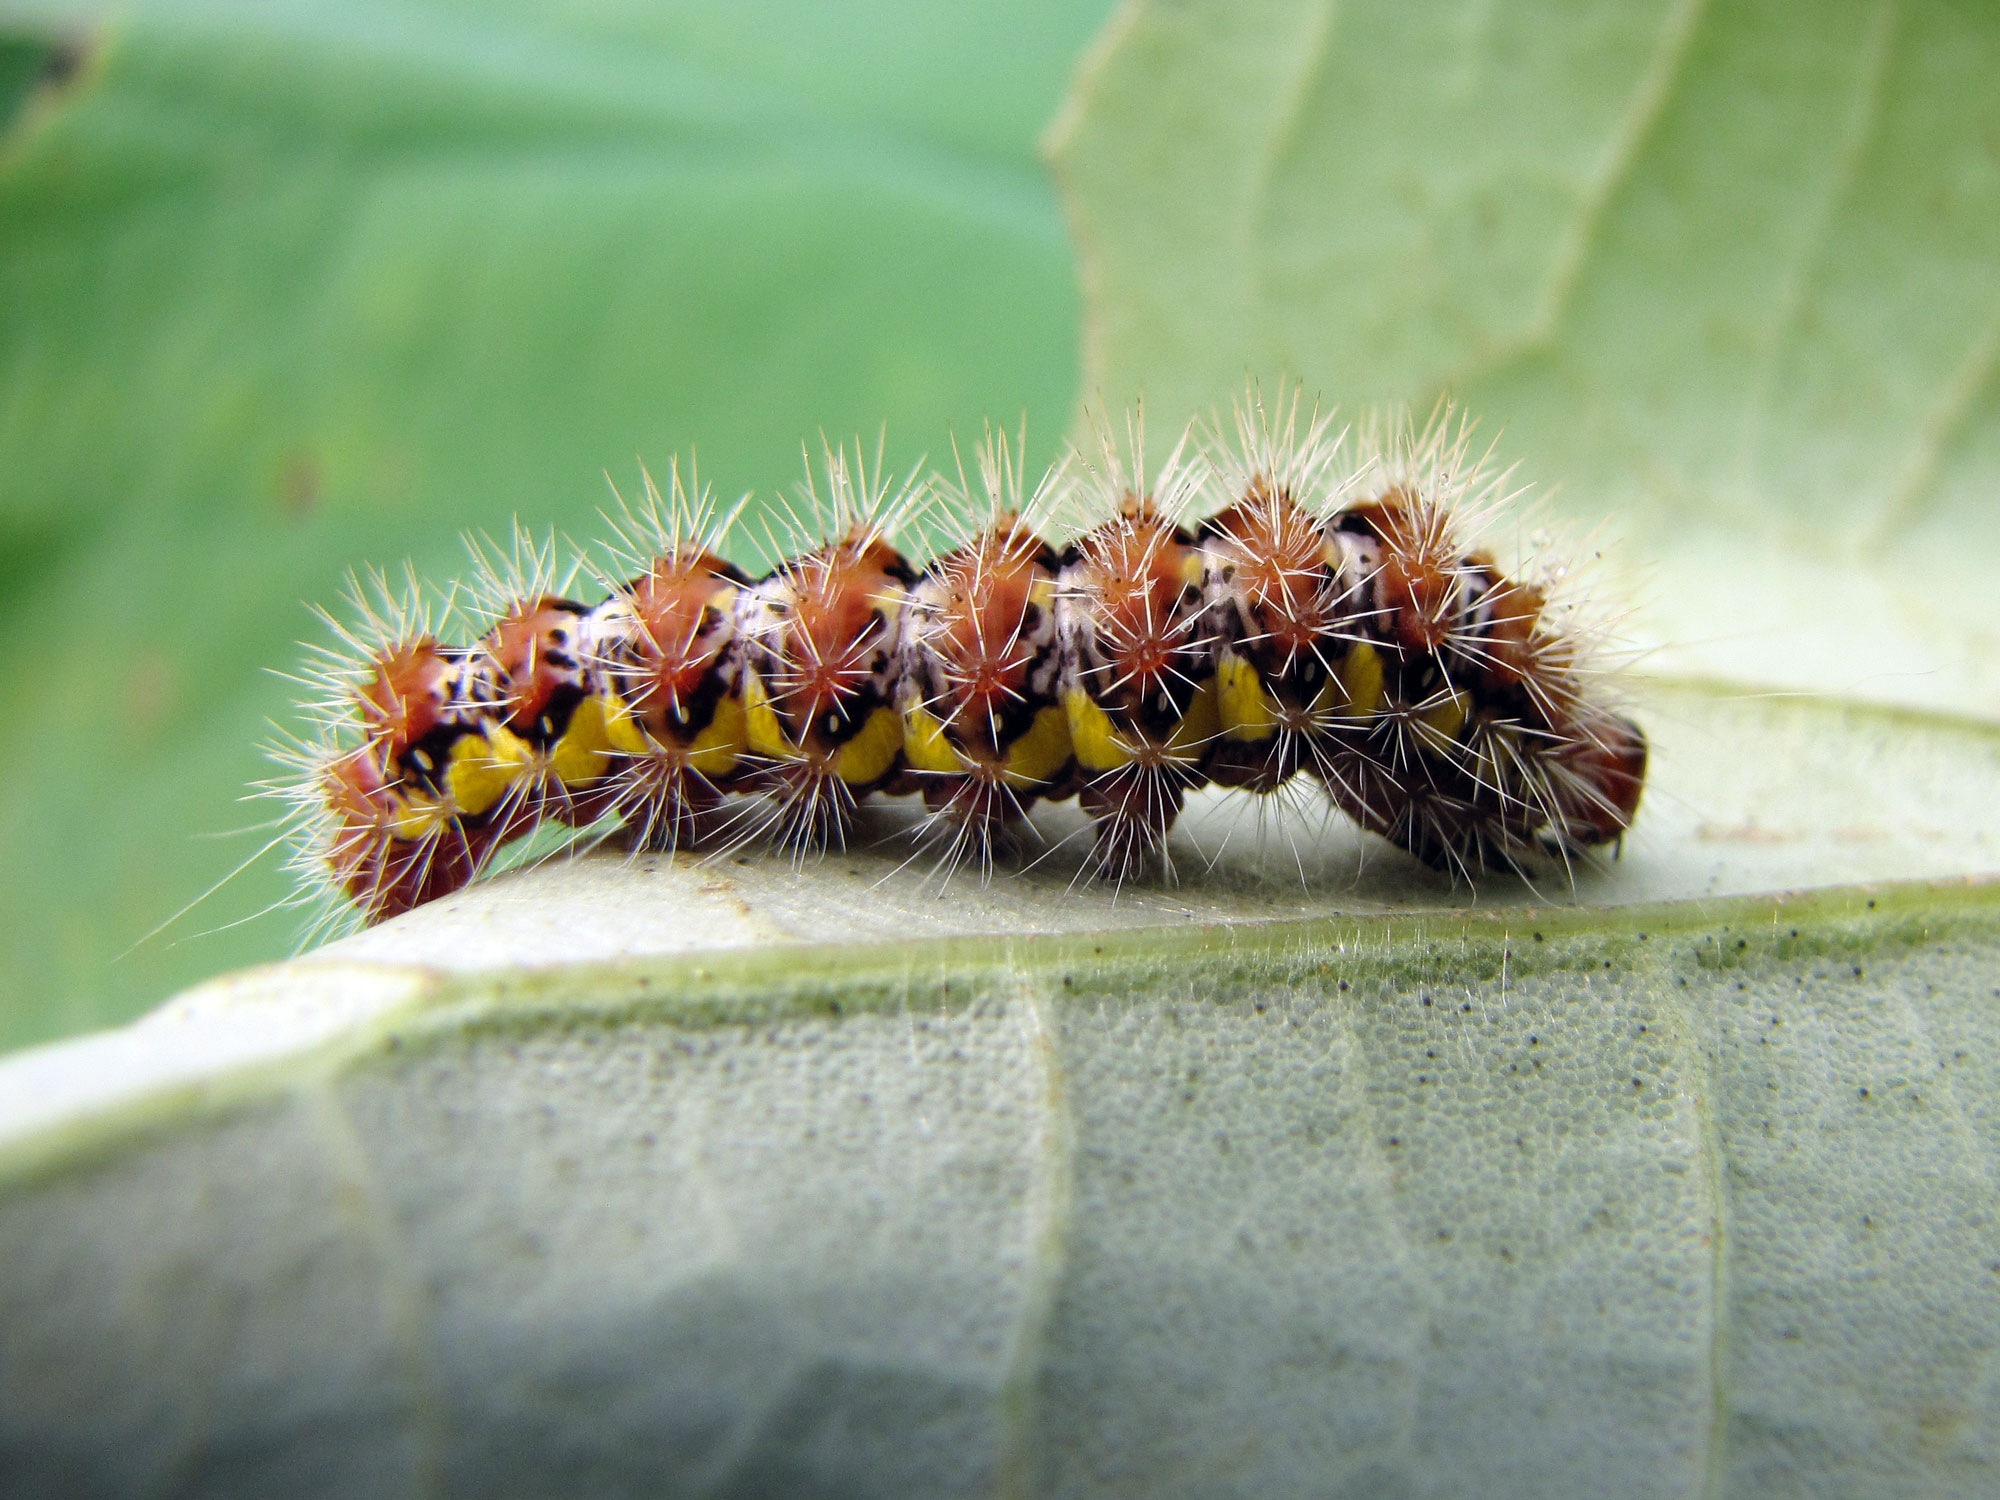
[1165,676,1220,765]
[1414,689,1472,757]
[1336,641,1384,718]
[683,693,748,777]
[599,691,652,757]
[1001,705,1073,789]
[548,692,620,789]
[833,706,903,787]
[900,703,966,776]
[1216,652,1278,743]
[384,785,457,845]
[445,724,534,817]
[1066,678,1219,773]
[902,701,1071,790]
[1065,689,1131,773]
[742,673,795,761]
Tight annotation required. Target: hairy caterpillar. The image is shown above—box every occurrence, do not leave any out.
[270,393,1647,930]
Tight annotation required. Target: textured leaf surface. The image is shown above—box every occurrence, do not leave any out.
[1048,0,2000,719]
[0,0,1107,1048]
[3,688,1999,1495]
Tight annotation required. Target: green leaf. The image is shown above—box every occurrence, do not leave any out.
[1047,0,2000,720]
[0,0,1108,1049]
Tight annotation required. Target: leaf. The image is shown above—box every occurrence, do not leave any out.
[8,3,2000,1494]
[0,0,1107,1049]
[3,687,2000,1493]
[1047,0,2000,720]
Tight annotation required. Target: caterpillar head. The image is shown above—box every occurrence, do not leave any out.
[1547,713,1649,850]
[317,747,496,921]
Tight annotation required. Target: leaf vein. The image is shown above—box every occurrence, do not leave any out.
[1736,0,1901,492]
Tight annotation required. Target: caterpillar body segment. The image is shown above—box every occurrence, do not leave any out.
[734,441,920,856]
[1198,493,1352,795]
[1055,417,1219,881]
[443,527,627,836]
[275,400,1649,929]
[449,592,625,838]
[897,431,1075,875]
[583,465,756,853]
[1196,392,1369,799]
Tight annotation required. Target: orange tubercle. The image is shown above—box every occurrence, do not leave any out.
[1206,485,1335,663]
[478,595,589,734]
[1347,488,1459,653]
[354,638,458,756]
[625,550,742,721]
[1083,505,1199,699]
[771,529,905,732]
[929,519,1053,728]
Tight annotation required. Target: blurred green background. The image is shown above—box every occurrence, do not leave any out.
[0,0,1115,1051]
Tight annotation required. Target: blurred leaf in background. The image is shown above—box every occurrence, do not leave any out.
[0,0,1113,1050]
[1050,0,2000,721]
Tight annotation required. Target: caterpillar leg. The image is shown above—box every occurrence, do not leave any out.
[1076,762,1197,883]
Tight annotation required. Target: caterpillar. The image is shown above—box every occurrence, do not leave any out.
[269,393,1647,931]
